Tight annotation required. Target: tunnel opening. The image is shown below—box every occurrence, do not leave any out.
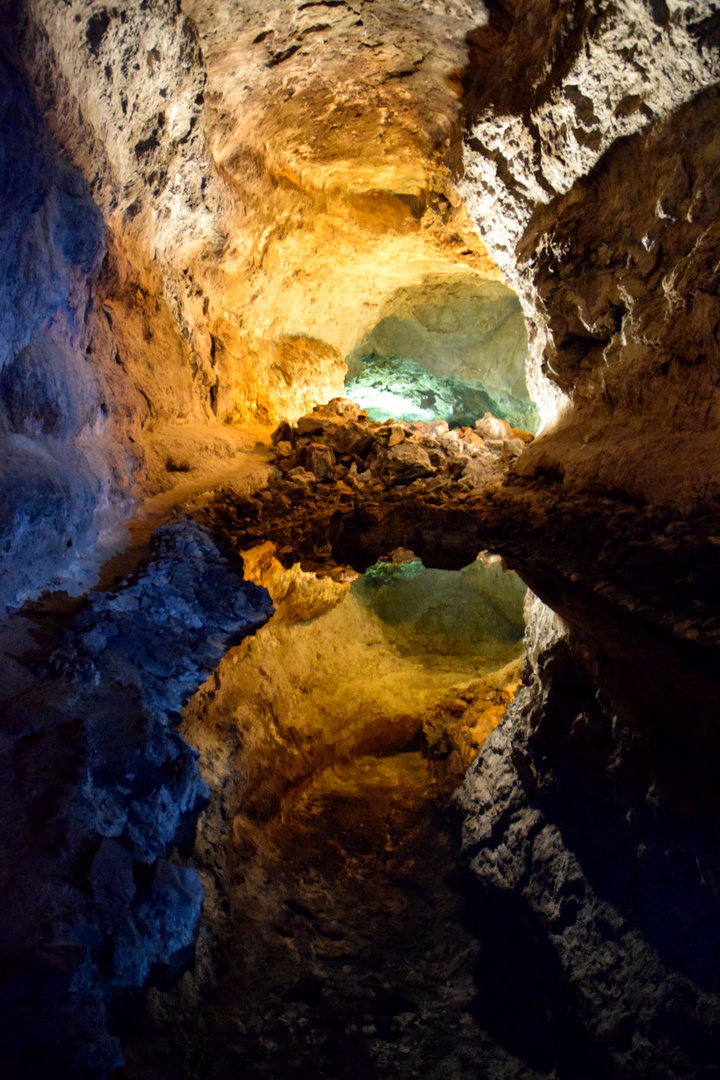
[343,275,539,434]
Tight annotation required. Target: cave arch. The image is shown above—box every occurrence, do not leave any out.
[343,272,539,433]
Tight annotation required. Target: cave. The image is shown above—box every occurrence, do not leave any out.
[343,274,539,431]
[2,2,720,1079]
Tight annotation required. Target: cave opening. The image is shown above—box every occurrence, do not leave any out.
[343,274,539,433]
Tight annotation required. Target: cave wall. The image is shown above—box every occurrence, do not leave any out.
[460,0,720,448]
[15,0,504,431]
[344,274,532,418]
[1,0,519,609]
[0,36,142,609]
[452,5,720,1075]
[2,0,720,1076]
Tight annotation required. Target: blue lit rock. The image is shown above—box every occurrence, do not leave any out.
[0,47,137,612]
[0,521,273,1078]
[345,353,537,431]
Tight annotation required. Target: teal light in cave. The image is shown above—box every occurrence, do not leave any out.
[354,555,527,651]
[364,557,425,588]
[345,353,537,430]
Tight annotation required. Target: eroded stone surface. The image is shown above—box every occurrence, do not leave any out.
[0,40,137,608]
[0,521,273,1078]
[457,592,720,1078]
[200,397,532,571]
[460,0,720,427]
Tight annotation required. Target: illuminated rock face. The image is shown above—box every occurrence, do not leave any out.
[345,353,536,430]
[345,274,536,429]
[4,0,513,607]
[17,0,497,413]
[1,1,720,1077]
[460,0,720,489]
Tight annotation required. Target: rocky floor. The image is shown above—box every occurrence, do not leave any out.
[199,397,532,572]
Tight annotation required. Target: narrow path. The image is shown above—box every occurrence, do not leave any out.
[93,442,273,592]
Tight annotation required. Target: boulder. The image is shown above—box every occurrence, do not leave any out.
[476,412,515,440]
[386,441,435,478]
[304,442,336,480]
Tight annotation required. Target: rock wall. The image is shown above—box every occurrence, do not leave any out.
[460,0,720,439]
[13,0,509,438]
[2,0,720,1075]
[0,521,273,1078]
[452,5,720,1074]
[0,35,141,609]
[457,587,720,1078]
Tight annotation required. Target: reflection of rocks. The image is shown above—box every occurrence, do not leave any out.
[457,593,720,1079]
[201,394,720,658]
[201,397,532,572]
[124,550,529,1080]
[52,521,273,722]
[353,557,526,656]
[475,481,720,653]
[0,522,273,1078]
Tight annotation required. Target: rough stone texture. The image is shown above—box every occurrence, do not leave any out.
[0,0,523,607]
[0,521,273,1078]
[11,0,508,448]
[20,0,222,307]
[201,397,533,572]
[460,1,720,488]
[345,273,534,426]
[460,0,720,428]
[440,17,720,1067]
[345,351,538,431]
[2,0,720,1076]
[0,38,139,608]
[512,84,720,511]
[457,591,720,1079]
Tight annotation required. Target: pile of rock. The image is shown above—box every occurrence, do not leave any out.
[201,398,533,573]
[269,397,531,498]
